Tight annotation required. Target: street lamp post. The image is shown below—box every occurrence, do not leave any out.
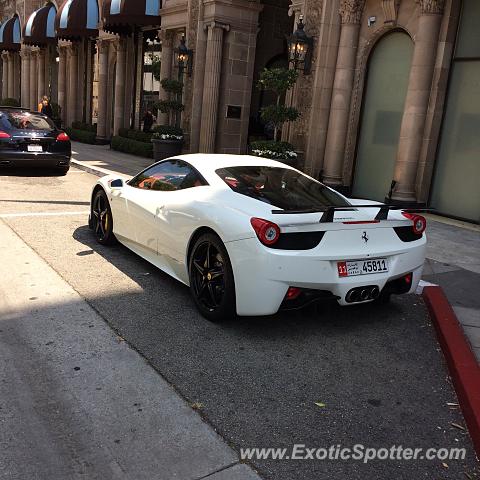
[286,15,313,75]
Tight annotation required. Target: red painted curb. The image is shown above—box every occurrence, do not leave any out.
[422,285,480,457]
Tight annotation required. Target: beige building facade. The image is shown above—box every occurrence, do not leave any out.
[0,0,479,222]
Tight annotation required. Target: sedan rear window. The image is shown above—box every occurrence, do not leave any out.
[216,166,350,210]
[0,112,55,131]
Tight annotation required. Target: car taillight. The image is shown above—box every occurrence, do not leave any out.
[402,212,426,235]
[250,217,281,246]
[0,130,11,139]
[56,132,70,142]
[286,287,302,300]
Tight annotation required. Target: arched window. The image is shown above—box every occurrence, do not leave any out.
[352,31,413,201]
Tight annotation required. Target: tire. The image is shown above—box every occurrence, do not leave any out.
[188,233,236,322]
[91,189,117,246]
[58,168,69,176]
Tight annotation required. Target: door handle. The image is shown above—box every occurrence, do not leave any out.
[156,206,164,215]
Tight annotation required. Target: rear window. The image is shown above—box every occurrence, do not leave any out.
[0,111,55,131]
[216,166,350,210]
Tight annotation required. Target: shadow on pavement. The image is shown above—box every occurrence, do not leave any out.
[0,167,69,177]
[70,223,480,480]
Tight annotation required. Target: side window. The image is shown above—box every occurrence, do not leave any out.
[0,114,11,130]
[129,160,208,191]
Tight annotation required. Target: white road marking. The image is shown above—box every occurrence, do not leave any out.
[0,211,90,219]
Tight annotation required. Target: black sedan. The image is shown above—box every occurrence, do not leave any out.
[0,107,71,175]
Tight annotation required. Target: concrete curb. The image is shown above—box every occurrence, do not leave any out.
[422,286,480,456]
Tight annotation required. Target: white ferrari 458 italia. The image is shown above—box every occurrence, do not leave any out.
[89,154,427,321]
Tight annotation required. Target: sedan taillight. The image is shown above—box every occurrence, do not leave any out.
[402,212,427,235]
[56,132,70,142]
[0,130,11,139]
[250,217,281,246]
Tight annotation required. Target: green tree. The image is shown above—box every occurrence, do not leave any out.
[154,78,184,130]
[257,68,300,141]
[150,54,161,82]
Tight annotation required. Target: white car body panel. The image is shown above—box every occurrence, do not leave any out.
[91,154,426,316]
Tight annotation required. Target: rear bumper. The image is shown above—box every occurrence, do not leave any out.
[226,236,426,316]
[0,152,71,169]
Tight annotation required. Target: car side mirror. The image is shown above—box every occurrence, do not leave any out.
[109,178,124,188]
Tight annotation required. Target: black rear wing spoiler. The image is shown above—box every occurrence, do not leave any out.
[271,205,431,223]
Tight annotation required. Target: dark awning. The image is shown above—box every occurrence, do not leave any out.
[23,3,57,47]
[102,0,161,36]
[0,15,21,52]
[55,0,99,41]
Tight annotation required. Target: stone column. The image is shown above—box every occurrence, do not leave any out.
[20,51,26,106]
[13,53,20,101]
[96,39,109,140]
[58,46,67,126]
[322,0,365,187]
[190,14,208,152]
[7,53,14,99]
[29,51,38,111]
[392,0,444,203]
[67,43,79,127]
[199,22,229,153]
[1,53,8,100]
[113,37,127,135]
[84,39,93,123]
[20,49,31,108]
[133,31,144,129]
[157,29,174,126]
[37,49,46,103]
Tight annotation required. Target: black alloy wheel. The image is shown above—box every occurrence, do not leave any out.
[92,190,116,245]
[189,233,236,321]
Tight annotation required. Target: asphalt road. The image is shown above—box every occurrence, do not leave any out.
[1,167,479,480]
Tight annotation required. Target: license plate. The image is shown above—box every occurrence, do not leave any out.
[337,258,388,277]
[27,145,43,152]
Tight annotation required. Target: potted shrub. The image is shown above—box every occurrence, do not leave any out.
[152,78,184,161]
[251,68,300,165]
[249,140,298,164]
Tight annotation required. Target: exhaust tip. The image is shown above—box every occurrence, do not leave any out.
[346,286,380,303]
[370,286,380,299]
[345,289,358,303]
[360,289,370,301]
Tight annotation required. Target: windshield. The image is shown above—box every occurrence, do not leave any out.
[1,111,55,131]
[216,166,350,211]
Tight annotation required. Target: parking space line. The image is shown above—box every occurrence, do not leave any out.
[0,211,90,218]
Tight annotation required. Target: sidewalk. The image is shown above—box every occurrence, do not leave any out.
[0,219,262,480]
[71,141,152,177]
[422,215,480,362]
[70,141,480,362]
